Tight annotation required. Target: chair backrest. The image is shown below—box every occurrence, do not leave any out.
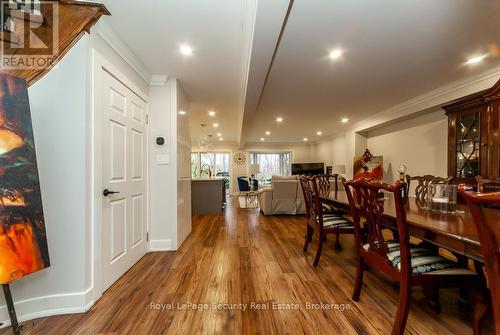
[316,174,339,197]
[299,175,314,221]
[237,176,249,192]
[458,186,500,333]
[406,175,452,206]
[476,176,500,193]
[343,178,409,271]
[299,176,324,226]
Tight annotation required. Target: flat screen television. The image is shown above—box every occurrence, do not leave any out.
[291,162,324,176]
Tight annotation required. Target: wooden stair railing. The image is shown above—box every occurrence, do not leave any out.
[0,0,110,86]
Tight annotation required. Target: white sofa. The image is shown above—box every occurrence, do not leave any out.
[258,176,306,215]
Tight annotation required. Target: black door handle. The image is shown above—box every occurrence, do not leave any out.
[103,189,120,197]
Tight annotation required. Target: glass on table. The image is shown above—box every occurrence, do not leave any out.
[427,184,457,213]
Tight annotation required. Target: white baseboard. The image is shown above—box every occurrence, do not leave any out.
[0,288,94,328]
[149,239,175,252]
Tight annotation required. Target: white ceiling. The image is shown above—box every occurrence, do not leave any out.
[244,0,500,143]
[100,0,254,144]
[99,0,500,146]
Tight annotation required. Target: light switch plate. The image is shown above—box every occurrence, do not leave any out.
[156,154,170,165]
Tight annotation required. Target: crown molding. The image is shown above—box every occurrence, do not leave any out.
[351,66,500,134]
[93,19,153,84]
[150,75,168,86]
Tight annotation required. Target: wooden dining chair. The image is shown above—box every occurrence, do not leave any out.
[316,174,345,248]
[458,186,500,335]
[475,176,500,193]
[343,178,479,335]
[299,175,354,266]
[405,175,452,206]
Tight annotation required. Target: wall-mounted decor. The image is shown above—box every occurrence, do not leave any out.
[233,152,246,165]
[353,149,383,180]
[0,73,50,285]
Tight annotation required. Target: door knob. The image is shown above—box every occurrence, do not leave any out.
[103,189,120,197]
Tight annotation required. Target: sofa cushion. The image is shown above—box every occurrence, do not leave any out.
[272,175,298,180]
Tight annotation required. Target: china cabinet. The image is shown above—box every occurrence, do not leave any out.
[443,78,500,181]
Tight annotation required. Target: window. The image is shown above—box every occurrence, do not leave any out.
[249,152,291,182]
[191,153,198,178]
[191,152,230,188]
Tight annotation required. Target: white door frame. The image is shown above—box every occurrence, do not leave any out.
[90,49,150,302]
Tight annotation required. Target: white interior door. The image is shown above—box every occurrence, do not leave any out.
[100,68,148,292]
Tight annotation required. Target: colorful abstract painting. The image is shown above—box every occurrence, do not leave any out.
[353,154,384,181]
[0,73,49,284]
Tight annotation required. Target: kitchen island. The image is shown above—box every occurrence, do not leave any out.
[191,177,226,214]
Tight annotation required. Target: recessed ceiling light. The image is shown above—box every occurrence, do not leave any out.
[260,137,265,141]
[316,131,322,136]
[465,54,487,65]
[265,131,271,135]
[303,137,308,142]
[178,110,186,115]
[213,123,219,128]
[219,138,223,141]
[328,49,343,60]
[341,117,349,123]
[208,110,216,116]
[276,117,283,123]
[216,133,222,137]
[179,44,193,56]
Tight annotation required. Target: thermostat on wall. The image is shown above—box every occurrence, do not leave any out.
[156,136,166,146]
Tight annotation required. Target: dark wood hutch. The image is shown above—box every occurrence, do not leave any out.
[443,78,500,182]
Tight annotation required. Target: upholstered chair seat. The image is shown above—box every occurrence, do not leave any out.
[362,241,476,276]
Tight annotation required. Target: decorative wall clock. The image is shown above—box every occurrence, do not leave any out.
[233,152,246,165]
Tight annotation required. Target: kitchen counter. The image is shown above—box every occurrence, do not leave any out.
[191,177,226,214]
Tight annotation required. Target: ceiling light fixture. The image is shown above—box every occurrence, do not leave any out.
[265,131,271,135]
[328,49,343,60]
[178,110,186,115]
[208,110,216,116]
[341,117,349,123]
[260,137,265,141]
[276,117,283,123]
[219,138,223,141]
[179,44,193,56]
[216,133,222,137]
[465,54,487,65]
[213,123,219,128]
[316,131,322,136]
[303,138,308,142]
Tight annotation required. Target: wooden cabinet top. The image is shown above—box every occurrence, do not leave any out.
[443,77,500,114]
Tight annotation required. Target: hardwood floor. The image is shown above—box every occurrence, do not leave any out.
[2,197,491,334]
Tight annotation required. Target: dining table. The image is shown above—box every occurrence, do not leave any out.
[320,190,500,263]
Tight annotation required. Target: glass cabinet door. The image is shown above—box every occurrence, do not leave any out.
[455,111,480,178]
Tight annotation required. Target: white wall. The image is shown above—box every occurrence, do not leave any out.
[149,81,176,251]
[149,78,191,251]
[176,82,192,248]
[366,109,448,185]
[0,28,156,326]
[312,134,347,168]
[0,36,89,324]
